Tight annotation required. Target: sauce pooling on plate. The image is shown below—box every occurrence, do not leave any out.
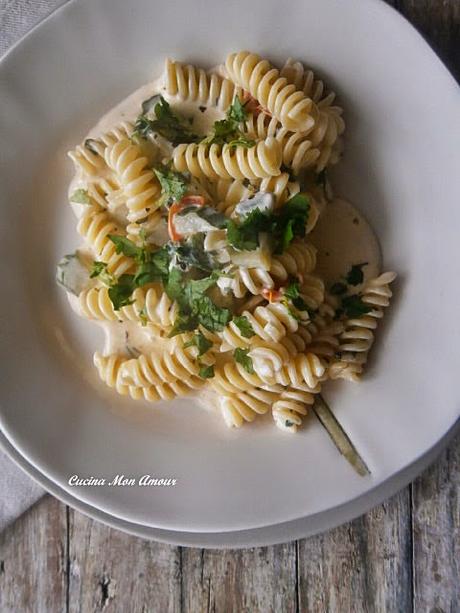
[309,197,381,288]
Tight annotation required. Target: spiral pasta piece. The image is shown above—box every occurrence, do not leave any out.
[219,387,280,428]
[270,239,317,283]
[213,351,324,393]
[217,266,275,299]
[280,58,345,170]
[77,206,133,276]
[225,51,317,132]
[119,346,207,394]
[328,272,397,381]
[94,352,193,402]
[245,113,320,173]
[104,138,161,222]
[78,285,178,334]
[68,122,134,178]
[164,58,243,109]
[173,138,282,181]
[302,300,342,359]
[272,388,318,433]
[214,173,300,217]
[297,274,325,311]
[273,353,326,390]
[220,302,299,351]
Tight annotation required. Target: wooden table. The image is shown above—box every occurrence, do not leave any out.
[1,2,459,611]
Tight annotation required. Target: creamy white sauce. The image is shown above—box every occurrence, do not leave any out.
[309,198,381,289]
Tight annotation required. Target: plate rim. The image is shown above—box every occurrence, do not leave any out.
[1,421,458,548]
[0,0,459,535]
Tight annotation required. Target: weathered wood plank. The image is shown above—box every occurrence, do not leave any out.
[0,495,67,613]
[67,508,181,613]
[297,489,412,613]
[412,430,460,613]
[385,0,460,79]
[180,543,298,613]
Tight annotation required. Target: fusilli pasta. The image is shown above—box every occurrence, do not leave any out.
[328,272,397,381]
[164,58,243,109]
[104,138,161,222]
[77,206,134,276]
[172,138,282,181]
[225,51,318,132]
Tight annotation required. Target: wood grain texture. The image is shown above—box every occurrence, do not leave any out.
[297,489,413,613]
[0,496,67,613]
[67,510,181,613]
[412,437,460,612]
[180,544,298,613]
[0,2,459,613]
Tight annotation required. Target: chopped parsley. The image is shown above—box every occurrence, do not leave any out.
[330,282,347,296]
[133,96,201,145]
[346,262,368,286]
[283,282,310,313]
[184,332,213,356]
[226,193,310,253]
[341,294,372,318]
[234,348,254,374]
[226,208,272,251]
[232,316,255,338]
[94,236,230,332]
[108,274,136,310]
[168,271,232,336]
[198,364,215,379]
[70,189,91,205]
[203,96,255,148]
[90,261,116,286]
[153,163,188,207]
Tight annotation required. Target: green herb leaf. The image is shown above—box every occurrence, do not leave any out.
[70,189,91,205]
[109,235,144,260]
[168,312,197,337]
[232,315,255,338]
[341,294,372,318]
[198,364,215,379]
[234,347,254,374]
[273,193,310,253]
[227,96,248,123]
[153,163,188,206]
[89,261,116,286]
[168,235,216,274]
[226,208,272,251]
[283,282,310,312]
[285,420,294,428]
[191,295,231,332]
[346,262,368,286]
[134,96,201,145]
[330,282,347,295]
[108,274,136,310]
[163,267,184,301]
[184,332,213,356]
[203,96,255,148]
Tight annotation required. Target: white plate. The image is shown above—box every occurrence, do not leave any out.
[0,0,459,534]
[2,425,458,548]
